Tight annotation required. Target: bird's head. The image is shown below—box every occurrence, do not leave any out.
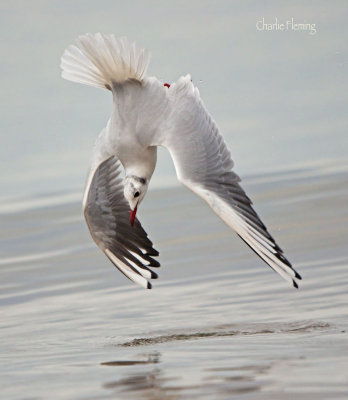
[124,175,148,226]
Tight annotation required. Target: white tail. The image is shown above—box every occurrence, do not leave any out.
[60,33,151,90]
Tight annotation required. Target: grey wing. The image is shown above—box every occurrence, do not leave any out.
[158,75,301,288]
[83,156,159,289]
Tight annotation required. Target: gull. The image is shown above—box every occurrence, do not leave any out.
[61,33,301,289]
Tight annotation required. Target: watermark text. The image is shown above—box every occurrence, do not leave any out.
[256,17,317,35]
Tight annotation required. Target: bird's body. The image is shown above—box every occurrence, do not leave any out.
[61,33,301,289]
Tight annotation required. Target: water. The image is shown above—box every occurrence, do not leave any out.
[1,164,348,399]
[1,1,348,398]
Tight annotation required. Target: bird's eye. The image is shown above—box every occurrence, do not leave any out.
[134,191,140,198]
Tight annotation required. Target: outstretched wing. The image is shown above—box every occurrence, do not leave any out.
[83,156,159,289]
[158,75,301,288]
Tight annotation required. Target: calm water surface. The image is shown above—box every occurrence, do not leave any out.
[1,165,348,399]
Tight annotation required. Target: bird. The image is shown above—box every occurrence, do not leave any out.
[60,33,301,290]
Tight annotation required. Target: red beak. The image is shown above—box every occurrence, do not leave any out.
[130,203,138,227]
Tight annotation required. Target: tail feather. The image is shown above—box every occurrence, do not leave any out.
[60,33,150,90]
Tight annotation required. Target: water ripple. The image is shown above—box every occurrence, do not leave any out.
[118,321,331,347]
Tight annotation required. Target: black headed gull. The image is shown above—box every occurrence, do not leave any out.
[61,33,301,289]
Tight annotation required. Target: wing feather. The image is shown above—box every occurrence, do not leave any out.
[83,156,159,289]
[158,75,301,287]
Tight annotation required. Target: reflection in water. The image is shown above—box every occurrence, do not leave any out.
[102,352,179,400]
[101,352,160,366]
[101,351,269,398]
[99,322,332,397]
[203,363,271,396]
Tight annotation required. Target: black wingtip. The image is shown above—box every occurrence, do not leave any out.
[151,271,158,279]
[147,281,152,289]
[294,270,302,280]
[147,249,159,257]
[148,260,161,268]
[293,280,299,289]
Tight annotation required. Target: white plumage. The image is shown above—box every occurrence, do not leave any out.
[61,34,150,89]
[61,33,301,289]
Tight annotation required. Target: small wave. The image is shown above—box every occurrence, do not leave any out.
[0,244,90,266]
[0,191,81,214]
[118,321,331,347]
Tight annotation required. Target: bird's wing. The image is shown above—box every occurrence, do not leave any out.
[156,75,301,288]
[83,155,160,289]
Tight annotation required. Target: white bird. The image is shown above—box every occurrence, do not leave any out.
[61,33,301,289]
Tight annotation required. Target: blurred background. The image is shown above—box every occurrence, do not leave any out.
[1,0,346,200]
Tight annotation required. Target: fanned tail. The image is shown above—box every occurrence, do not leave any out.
[60,33,151,90]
